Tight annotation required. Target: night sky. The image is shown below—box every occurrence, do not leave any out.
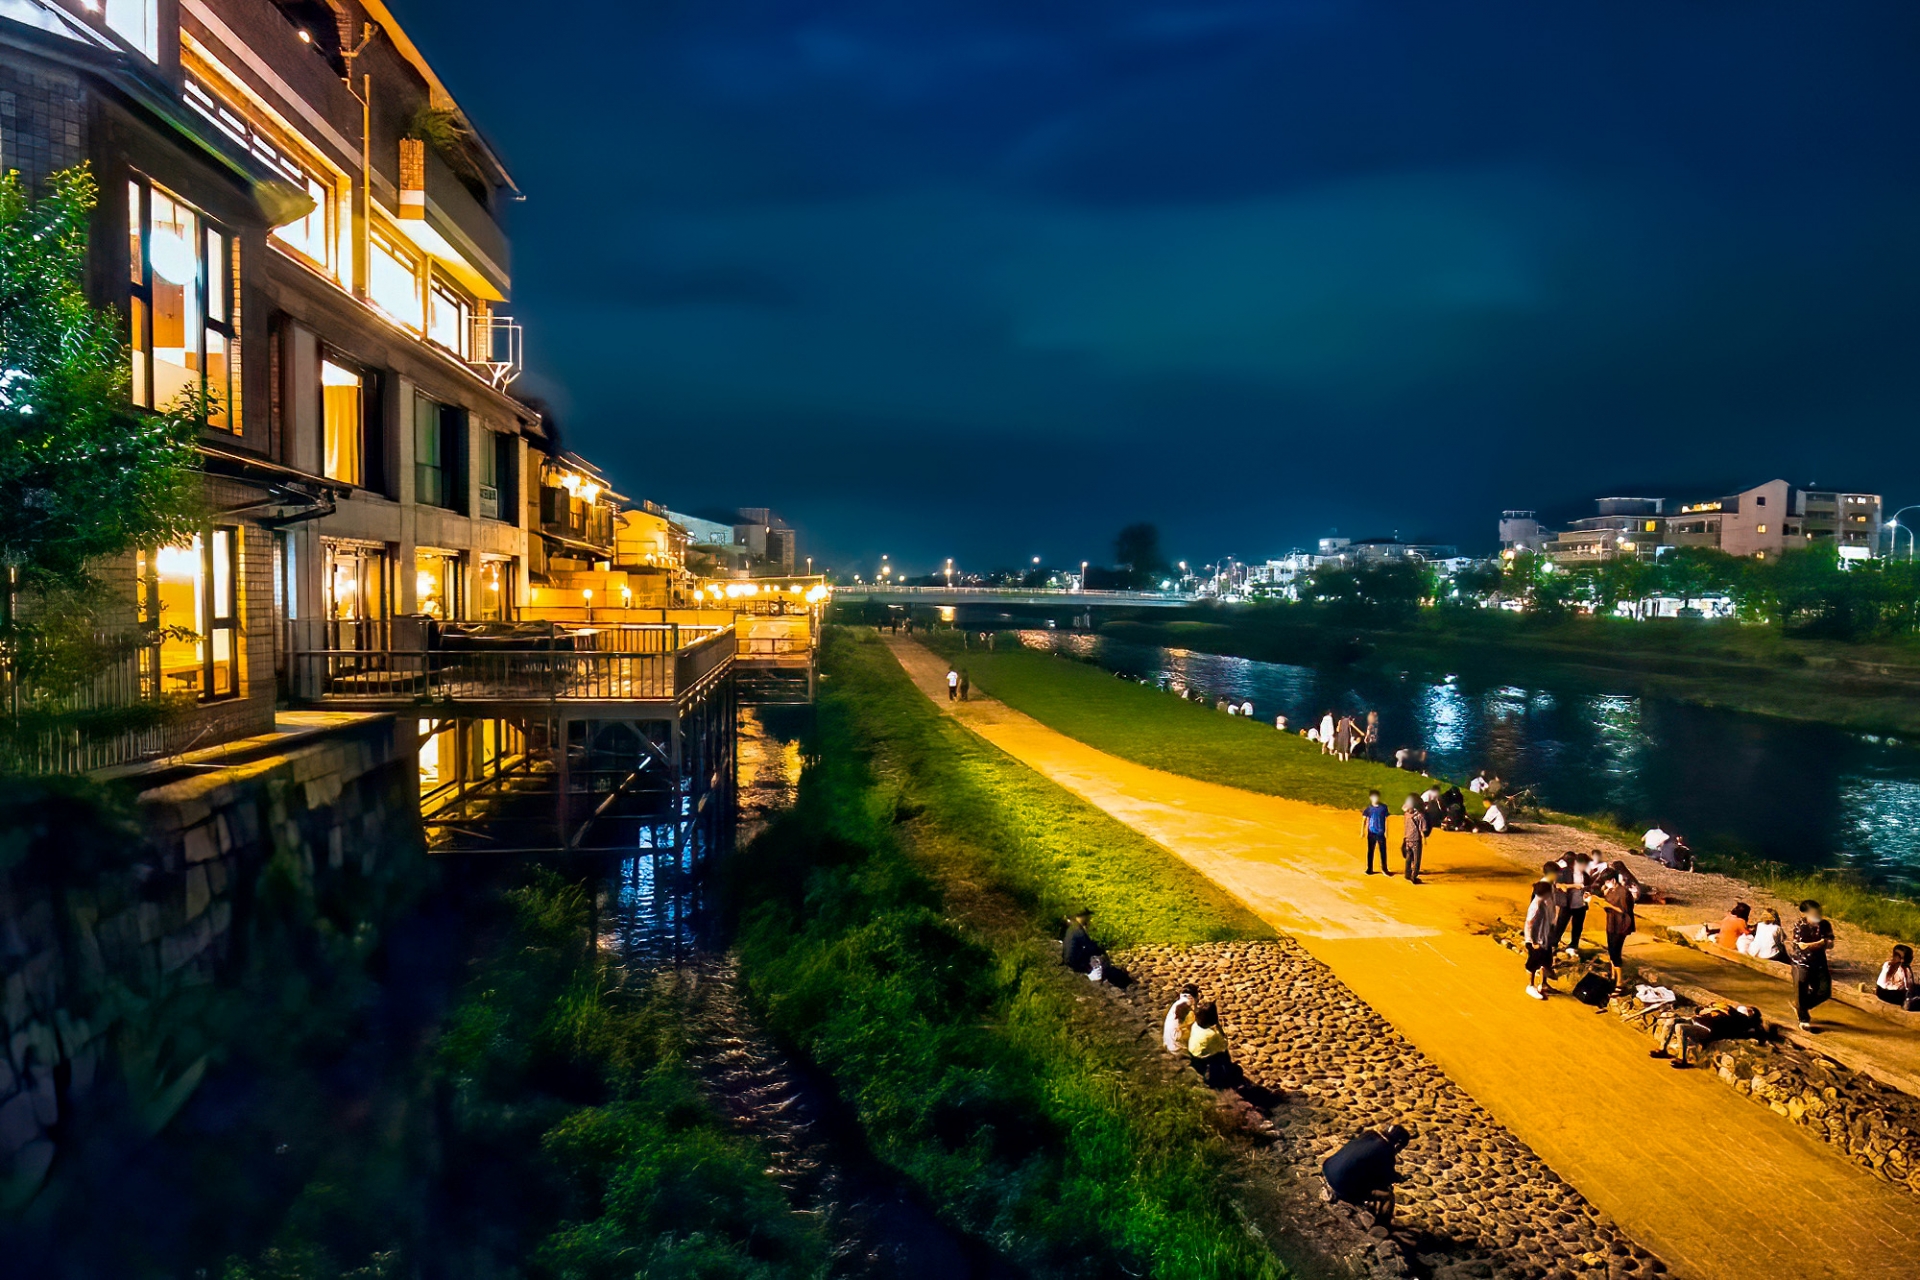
[398,1,1920,573]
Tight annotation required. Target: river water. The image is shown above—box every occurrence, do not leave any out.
[1011,631,1920,888]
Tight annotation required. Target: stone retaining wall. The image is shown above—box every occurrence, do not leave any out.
[1118,941,1666,1280]
[0,715,422,1207]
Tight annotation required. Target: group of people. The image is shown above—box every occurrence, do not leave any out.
[943,666,971,701]
[1304,709,1378,762]
[1356,779,1514,886]
[1520,850,1644,1001]
[1712,901,1920,1021]
[1162,980,1412,1224]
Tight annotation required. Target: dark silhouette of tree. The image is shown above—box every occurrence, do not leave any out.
[1113,523,1168,588]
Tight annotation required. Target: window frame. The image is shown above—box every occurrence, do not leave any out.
[138,528,242,703]
[128,176,241,431]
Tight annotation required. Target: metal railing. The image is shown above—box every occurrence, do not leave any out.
[290,626,735,705]
[832,585,1193,602]
[2,633,172,773]
[738,635,812,657]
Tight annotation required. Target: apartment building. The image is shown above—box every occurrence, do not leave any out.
[1539,483,1883,564]
[3,0,541,761]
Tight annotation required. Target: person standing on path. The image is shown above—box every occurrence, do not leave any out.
[1362,790,1392,875]
[946,667,960,701]
[1363,710,1380,761]
[1399,795,1428,884]
[1791,900,1835,1031]
[1524,878,1557,1000]
[1595,861,1637,989]
[958,670,970,702]
[1319,710,1336,754]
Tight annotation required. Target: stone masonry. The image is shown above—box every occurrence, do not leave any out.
[0,714,421,1207]
[1119,940,1667,1280]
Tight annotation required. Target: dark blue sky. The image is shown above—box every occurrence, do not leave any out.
[400,1,1920,573]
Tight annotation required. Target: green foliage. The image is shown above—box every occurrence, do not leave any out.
[1114,521,1170,589]
[0,165,203,590]
[0,165,204,760]
[731,630,1283,1280]
[1300,559,1433,622]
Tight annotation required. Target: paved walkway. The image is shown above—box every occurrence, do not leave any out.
[888,638,1920,1280]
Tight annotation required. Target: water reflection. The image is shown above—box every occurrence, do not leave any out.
[1013,630,1920,886]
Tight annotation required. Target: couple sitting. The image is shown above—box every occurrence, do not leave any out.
[1710,903,1787,962]
[1163,983,1239,1087]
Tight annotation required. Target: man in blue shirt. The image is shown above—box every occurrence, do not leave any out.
[1362,790,1392,874]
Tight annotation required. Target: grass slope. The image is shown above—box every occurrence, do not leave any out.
[730,629,1285,1279]
[928,641,1442,814]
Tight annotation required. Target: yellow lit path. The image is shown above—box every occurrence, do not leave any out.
[889,638,1920,1280]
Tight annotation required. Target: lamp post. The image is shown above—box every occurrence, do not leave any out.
[1080,561,1088,593]
[1886,506,1920,561]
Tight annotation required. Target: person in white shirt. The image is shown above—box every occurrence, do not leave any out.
[1469,771,1490,795]
[1275,714,1288,732]
[1226,703,1238,716]
[945,668,960,701]
[1875,946,1917,1011]
[1240,700,1254,717]
[1163,983,1200,1053]
[1642,826,1669,853]
[1482,801,1508,833]
[1738,908,1787,961]
[1319,711,1336,753]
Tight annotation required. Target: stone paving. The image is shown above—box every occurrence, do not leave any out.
[1116,940,1664,1280]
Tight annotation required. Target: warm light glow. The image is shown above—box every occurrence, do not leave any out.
[154,542,200,582]
[297,29,312,43]
[805,585,828,603]
[321,361,362,387]
[743,583,759,596]
[582,588,594,602]
[416,570,436,597]
[578,482,601,504]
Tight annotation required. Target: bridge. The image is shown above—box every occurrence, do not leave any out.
[830,585,1196,609]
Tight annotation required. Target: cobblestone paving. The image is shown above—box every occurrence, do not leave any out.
[1116,940,1667,1280]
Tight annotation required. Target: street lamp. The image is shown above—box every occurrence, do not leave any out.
[1886,506,1920,561]
[1080,560,1088,592]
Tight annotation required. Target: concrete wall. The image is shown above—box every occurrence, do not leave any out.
[0,713,421,1206]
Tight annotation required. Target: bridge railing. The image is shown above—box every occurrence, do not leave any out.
[832,586,1193,602]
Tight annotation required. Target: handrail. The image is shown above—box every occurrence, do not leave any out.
[291,633,735,705]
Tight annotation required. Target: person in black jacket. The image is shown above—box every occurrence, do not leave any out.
[1322,1125,1412,1224]
[1062,909,1100,973]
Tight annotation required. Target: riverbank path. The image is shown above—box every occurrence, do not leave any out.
[886,638,1920,1280]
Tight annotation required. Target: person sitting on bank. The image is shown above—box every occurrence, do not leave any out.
[1062,909,1102,975]
[1163,983,1200,1053]
[1739,908,1787,961]
[1481,800,1510,834]
[1642,822,1694,871]
[1322,1125,1412,1225]
[1275,713,1289,732]
[1875,945,1919,1012]
[1187,1002,1237,1087]
[1650,1003,1765,1069]
[1469,769,1491,795]
[1713,902,1751,951]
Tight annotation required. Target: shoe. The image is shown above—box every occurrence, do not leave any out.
[1798,1022,1815,1032]
[1525,986,1545,1000]
[1670,1060,1692,1070]
[1649,1050,1670,1059]
[1365,869,1377,875]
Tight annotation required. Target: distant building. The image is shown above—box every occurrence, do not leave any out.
[1498,511,1549,553]
[1544,482,1882,564]
[1323,538,1459,567]
[666,507,800,576]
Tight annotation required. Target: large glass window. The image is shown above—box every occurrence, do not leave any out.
[146,530,240,701]
[428,280,471,357]
[322,359,362,485]
[104,0,158,61]
[183,72,339,281]
[128,179,240,430]
[414,395,466,512]
[414,549,461,620]
[476,558,514,621]
[369,230,422,331]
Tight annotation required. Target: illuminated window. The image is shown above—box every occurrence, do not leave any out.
[369,230,422,331]
[322,359,363,485]
[146,530,241,701]
[414,549,461,620]
[428,280,471,357]
[1756,524,1768,535]
[128,179,241,429]
[182,73,338,279]
[476,558,514,621]
[104,0,157,61]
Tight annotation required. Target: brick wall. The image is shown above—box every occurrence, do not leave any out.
[0,51,86,192]
[0,714,423,1205]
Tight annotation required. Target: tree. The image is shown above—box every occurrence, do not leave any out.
[1,165,204,751]
[1,166,203,594]
[1112,522,1169,589]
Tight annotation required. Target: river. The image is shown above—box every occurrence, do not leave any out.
[1010,630,1920,888]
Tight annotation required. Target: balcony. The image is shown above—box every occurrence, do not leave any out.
[288,620,732,712]
[479,484,501,521]
[469,314,523,389]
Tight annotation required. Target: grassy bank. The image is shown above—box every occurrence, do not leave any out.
[222,871,826,1280]
[1096,606,1920,736]
[925,636,1920,949]
[729,629,1287,1279]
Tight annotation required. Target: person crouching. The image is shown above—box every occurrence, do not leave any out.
[1186,1002,1238,1087]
